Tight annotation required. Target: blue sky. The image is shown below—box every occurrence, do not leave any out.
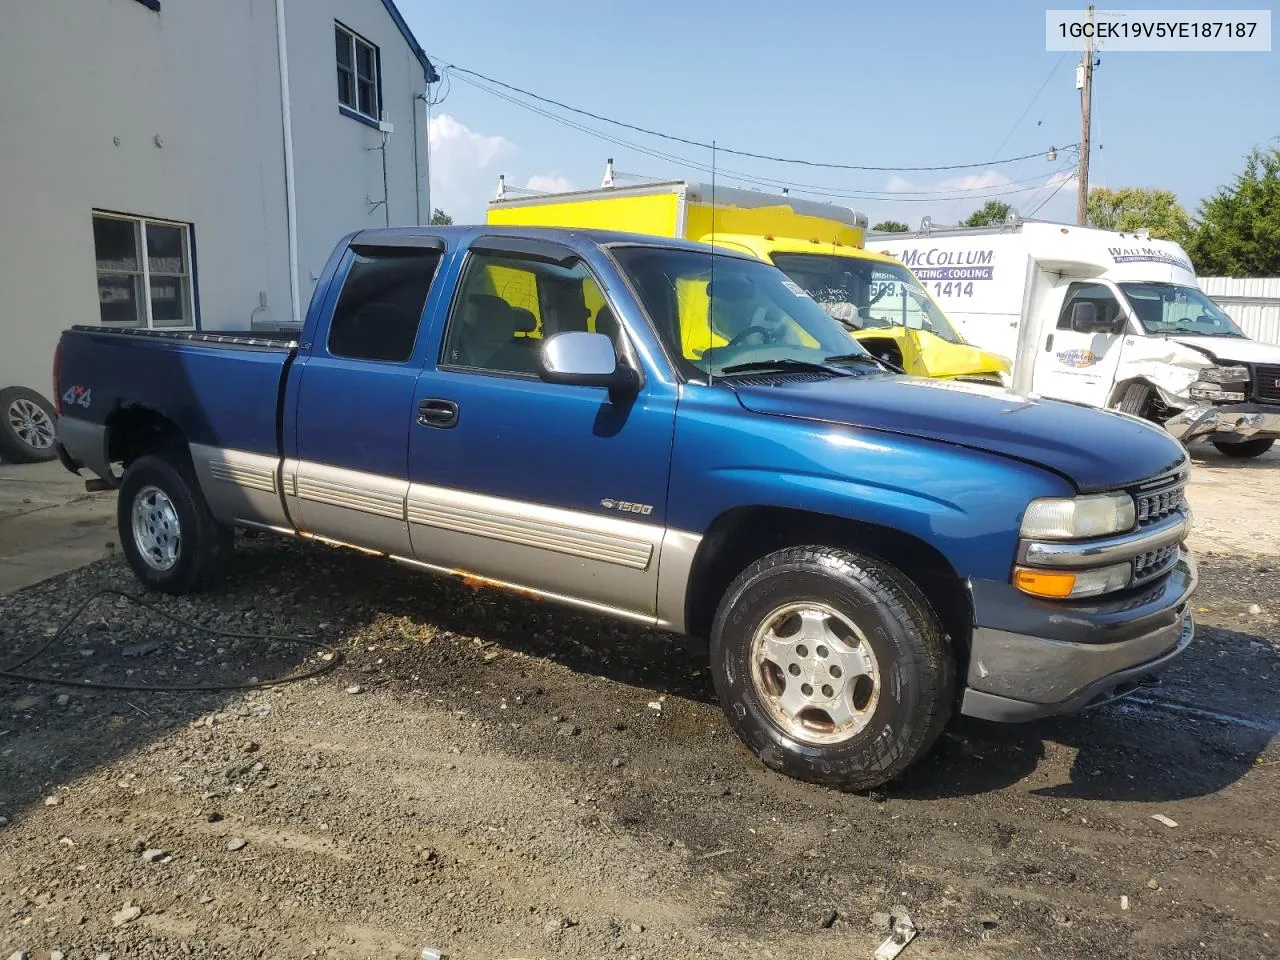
[397,0,1278,225]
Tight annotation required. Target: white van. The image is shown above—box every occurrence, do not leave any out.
[871,219,1280,458]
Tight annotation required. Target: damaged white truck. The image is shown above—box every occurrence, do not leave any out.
[872,219,1280,459]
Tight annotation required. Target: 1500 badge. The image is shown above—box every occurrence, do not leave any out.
[600,498,653,516]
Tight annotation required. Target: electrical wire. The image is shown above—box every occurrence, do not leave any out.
[1026,167,1078,216]
[433,57,1074,174]
[0,588,342,692]
[948,49,1072,219]
[458,73,1073,204]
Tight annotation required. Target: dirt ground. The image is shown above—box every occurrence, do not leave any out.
[1,447,1277,960]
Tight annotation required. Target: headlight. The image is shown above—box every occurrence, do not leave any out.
[1189,383,1246,402]
[1014,561,1132,599]
[1020,493,1136,540]
[1198,364,1249,383]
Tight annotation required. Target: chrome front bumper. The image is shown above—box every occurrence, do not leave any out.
[961,552,1197,722]
[1164,403,1280,444]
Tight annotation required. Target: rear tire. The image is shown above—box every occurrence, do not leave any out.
[1212,438,1275,459]
[709,546,954,791]
[0,387,58,463]
[118,453,232,593]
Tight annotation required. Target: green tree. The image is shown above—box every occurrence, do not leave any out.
[1185,146,1280,277]
[429,208,453,225]
[961,200,1012,227]
[872,220,909,232]
[1086,187,1190,244]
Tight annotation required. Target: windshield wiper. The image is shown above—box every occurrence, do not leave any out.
[1161,327,1242,338]
[825,352,903,374]
[720,358,855,377]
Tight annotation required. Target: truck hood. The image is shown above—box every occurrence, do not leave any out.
[731,375,1185,492]
[1170,335,1280,365]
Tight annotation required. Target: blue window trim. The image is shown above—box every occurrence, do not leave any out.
[90,209,200,330]
[379,0,438,83]
[133,0,160,10]
[188,224,202,331]
[339,104,381,129]
[336,22,383,125]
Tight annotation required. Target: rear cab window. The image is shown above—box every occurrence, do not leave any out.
[327,245,443,363]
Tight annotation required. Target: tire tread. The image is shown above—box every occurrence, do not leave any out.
[711,545,955,791]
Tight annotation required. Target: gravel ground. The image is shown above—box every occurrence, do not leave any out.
[1,536,1277,960]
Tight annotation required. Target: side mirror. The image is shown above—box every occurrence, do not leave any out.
[1069,301,1123,334]
[539,331,638,391]
[1069,301,1098,331]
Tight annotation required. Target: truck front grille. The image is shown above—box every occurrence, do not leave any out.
[1135,482,1186,526]
[1134,543,1180,583]
[1254,364,1280,404]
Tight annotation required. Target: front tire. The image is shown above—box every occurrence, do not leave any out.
[709,546,954,791]
[118,453,231,593]
[1212,438,1275,459]
[1113,382,1153,419]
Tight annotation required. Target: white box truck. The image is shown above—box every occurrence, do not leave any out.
[870,219,1280,458]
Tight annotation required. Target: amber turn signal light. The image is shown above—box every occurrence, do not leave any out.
[1013,568,1077,599]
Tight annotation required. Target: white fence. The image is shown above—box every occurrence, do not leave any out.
[1199,277,1280,345]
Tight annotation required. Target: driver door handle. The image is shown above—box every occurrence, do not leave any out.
[417,398,459,429]
[1044,333,1055,352]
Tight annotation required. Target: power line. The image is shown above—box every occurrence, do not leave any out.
[1027,167,1078,216]
[983,51,1072,168]
[432,57,1072,173]
[457,72,1076,204]
[949,49,1071,218]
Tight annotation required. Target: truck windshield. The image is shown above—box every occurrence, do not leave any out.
[770,253,962,344]
[610,246,877,379]
[1119,282,1246,338]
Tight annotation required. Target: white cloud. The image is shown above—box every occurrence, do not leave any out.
[428,114,515,222]
[883,169,1013,195]
[874,168,1079,225]
[525,174,576,194]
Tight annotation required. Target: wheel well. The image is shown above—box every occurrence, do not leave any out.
[683,506,973,652]
[1108,378,1169,422]
[106,406,190,475]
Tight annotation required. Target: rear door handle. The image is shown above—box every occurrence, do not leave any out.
[417,398,459,428]
[1044,333,1055,352]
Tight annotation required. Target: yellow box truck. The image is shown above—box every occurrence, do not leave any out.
[488,176,867,248]
[488,178,1009,384]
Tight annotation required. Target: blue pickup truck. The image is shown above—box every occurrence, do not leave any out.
[54,226,1196,789]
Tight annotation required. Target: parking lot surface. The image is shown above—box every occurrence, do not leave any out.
[0,449,1277,960]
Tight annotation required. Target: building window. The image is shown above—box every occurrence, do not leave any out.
[335,23,380,120]
[92,213,196,329]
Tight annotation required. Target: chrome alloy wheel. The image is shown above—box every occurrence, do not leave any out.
[131,485,181,571]
[7,397,55,451]
[749,601,880,745]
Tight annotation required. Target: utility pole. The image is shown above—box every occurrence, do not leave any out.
[1076,3,1095,226]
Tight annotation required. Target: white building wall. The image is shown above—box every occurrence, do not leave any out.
[284,0,430,312]
[0,0,431,405]
[1199,277,1280,346]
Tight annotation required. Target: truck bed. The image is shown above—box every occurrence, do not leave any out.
[66,325,299,350]
[57,325,296,468]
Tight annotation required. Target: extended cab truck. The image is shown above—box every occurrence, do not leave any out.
[488,179,1010,384]
[55,226,1197,790]
[872,220,1280,459]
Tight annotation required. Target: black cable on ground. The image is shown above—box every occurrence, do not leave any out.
[0,588,343,692]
